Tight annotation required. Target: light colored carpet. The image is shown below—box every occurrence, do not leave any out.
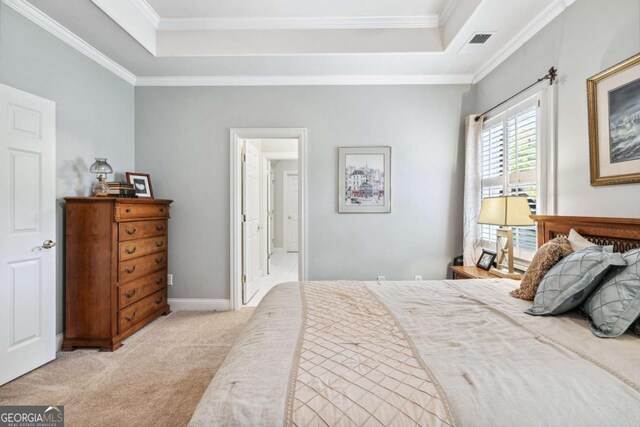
[0,310,254,427]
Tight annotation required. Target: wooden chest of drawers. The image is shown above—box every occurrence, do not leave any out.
[63,197,172,351]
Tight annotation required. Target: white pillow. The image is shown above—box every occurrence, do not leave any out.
[568,229,597,251]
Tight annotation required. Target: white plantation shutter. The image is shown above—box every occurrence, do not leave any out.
[480,95,540,261]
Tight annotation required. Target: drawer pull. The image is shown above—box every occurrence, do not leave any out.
[156,277,164,285]
[125,266,136,274]
[126,208,132,213]
[155,257,164,264]
[125,289,137,298]
[155,297,163,304]
[125,246,136,254]
[125,312,137,322]
[125,227,137,235]
[156,224,164,231]
[159,208,164,213]
[156,241,164,247]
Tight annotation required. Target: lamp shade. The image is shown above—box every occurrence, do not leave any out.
[89,158,113,175]
[478,196,534,227]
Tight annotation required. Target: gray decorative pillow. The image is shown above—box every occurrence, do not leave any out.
[583,248,640,337]
[525,246,626,316]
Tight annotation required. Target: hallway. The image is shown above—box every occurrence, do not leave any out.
[244,252,298,307]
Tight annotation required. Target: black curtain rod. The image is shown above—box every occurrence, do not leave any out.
[474,67,558,122]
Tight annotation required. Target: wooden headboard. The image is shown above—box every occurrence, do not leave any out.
[532,215,640,252]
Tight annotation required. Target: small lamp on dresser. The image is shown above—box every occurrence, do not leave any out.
[478,195,533,278]
[89,158,113,197]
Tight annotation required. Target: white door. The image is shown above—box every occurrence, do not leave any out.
[260,157,269,276]
[0,84,56,386]
[266,161,273,274]
[284,173,299,252]
[242,141,260,304]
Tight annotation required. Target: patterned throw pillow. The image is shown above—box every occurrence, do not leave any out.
[511,236,573,301]
[583,248,640,337]
[525,246,626,316]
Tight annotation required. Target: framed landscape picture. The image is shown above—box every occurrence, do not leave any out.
[338,146,391,213]
[588,53,640,186]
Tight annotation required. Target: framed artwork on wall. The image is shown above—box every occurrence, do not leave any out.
[126,172,154,198]
[588,52,640,186]
[338,146,391,213]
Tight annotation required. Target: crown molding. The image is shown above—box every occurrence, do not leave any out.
[472,0,576,84]
[439,0,461,27]
[135,74,474,86]
[157,15,441,31]
[1,0,137,85]
[115,0,443,31]
[131,0,160,28]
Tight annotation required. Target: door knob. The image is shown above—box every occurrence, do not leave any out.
[33,240,55,252]
[42,240,56,249]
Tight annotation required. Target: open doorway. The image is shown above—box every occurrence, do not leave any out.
[230,129,307,310]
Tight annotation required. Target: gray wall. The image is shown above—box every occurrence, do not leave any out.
[272,159,298,249]
[0,5,135,334]
[135,85,469,299]
[469,0,640,217]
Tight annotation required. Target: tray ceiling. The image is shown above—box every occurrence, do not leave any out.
[5,0,576,85]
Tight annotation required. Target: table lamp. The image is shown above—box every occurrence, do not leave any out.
[478,196,533,278]
[89,158,113,197]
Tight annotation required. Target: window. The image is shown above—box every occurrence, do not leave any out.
[480,91,552,263]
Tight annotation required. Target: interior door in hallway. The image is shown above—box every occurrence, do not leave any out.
[261,157,269,276]
[284,172,299,253]
[242,140,260,304]
[266,161,274,274]
[0,84,56,386]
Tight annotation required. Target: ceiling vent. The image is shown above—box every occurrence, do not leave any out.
[458,32,495,54]
[469,33,492,44]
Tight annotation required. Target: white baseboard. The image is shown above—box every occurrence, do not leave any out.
[273,247,285,253]
[168,298,230,311]
[56,333,63,351]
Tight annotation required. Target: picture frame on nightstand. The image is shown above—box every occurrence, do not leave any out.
[476,249,497,271]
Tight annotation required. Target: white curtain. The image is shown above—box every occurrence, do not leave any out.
[463,114,483,266]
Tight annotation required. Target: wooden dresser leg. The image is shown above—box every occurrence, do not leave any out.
[99,342,123,352]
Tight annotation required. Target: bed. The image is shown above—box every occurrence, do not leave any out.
[190,216,640,426]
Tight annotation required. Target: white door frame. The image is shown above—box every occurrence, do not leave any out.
[283,170,298,253]
[230,128,307,311]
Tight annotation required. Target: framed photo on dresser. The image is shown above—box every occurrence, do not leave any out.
[588,52,640,186]
[126,172,154,198]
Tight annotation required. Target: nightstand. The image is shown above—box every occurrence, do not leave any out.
[449,265,522,281]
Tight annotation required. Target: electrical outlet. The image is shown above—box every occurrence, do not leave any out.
[414,275,422,281]
[377,275,385,281]
[167,274,173,286]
